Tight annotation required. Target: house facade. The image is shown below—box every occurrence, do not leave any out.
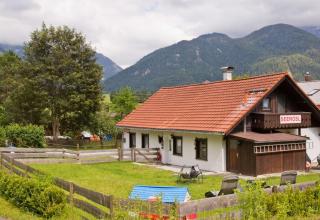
[298,76,320,164]
[118,72,320,176]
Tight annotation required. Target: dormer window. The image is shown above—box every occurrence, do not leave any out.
[262,98,271,110]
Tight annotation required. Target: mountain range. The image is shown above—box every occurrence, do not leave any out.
[104,24,320,91]
[0,44,122,80]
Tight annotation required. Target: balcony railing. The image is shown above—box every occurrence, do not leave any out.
[251,112,312,130]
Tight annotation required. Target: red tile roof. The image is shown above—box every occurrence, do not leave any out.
[117,72,289,134]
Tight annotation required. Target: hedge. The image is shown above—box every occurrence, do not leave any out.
[0,171,66,218]
[5,124,46,148]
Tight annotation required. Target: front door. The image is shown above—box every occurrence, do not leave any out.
[228,139,239,172]
[129,133,136,148]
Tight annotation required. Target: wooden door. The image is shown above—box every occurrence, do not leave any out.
[228,139,239,173]
[129,133,136,148]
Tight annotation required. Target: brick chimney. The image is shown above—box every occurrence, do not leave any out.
[221,66,234,81]
[304,72,312,81]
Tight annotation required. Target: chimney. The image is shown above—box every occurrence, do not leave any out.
[304,72,312,81]
[221,66,234,81]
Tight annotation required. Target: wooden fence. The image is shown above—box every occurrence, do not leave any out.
[0,152,113,219]
[0,147,160,164]
[0,151,170,219]
[0,148,318,219]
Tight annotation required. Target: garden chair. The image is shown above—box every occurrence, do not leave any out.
[178,165,203,182]
[204,175,239,198]
[280,170,297,186]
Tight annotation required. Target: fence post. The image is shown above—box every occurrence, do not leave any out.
[109,195,114,218]
[69,182,74,205]
[0,153,2,169]
[131,148,134,161]
[76,144,80,161]
[10,157,13,173]
[62,149,65,159]
[134,149,136,162]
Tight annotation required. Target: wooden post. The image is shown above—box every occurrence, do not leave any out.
[131,148,134,161]
[76,144,80,161]
[0,153,2,169]
[109,195,114,218]
[62,149,65,159]
[10,157,13,173]
[69,182,74,205]
[134,149,136,162]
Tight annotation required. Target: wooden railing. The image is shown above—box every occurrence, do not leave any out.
[251,112,312,130]
[0,153,113,218]
[0,147,160,164]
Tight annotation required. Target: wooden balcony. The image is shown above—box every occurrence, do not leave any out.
[251,112,312,130]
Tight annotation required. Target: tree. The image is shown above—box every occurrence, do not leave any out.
[110,87,138,121]
[0,51,21,104]
[22,24,102,140]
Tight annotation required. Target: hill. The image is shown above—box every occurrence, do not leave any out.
[104,24,320,91]
[0,44,122,80]
[301,26,320,38]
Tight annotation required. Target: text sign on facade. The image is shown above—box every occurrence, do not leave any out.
[280,115,302,124]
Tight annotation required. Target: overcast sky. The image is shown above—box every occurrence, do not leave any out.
[1,0,320,67]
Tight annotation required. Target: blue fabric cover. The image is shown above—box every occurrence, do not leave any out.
[129,185,189,203]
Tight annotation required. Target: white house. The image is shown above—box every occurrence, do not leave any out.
[117,70,320,176]
[298,73,320,164]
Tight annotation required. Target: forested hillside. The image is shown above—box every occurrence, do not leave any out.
[105,24,320,91]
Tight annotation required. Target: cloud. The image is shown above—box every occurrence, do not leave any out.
[0,0,320,67]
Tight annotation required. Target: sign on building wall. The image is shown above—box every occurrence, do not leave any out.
[280,115,302,124]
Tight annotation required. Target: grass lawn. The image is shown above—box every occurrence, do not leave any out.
[32,162,320,200]
[0,196,95,220]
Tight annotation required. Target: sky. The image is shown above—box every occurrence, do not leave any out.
[1,0,320,68]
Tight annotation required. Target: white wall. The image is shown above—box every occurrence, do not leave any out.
[277,128,320,163]
[301,127,320,163]
[122,129,226,172]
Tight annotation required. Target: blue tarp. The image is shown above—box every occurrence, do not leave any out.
[129,185,190,203]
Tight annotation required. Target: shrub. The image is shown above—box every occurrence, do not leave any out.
[236,181,270,220]
[237,182,320,219]
[0,171,66,217]
[5,124,46,148]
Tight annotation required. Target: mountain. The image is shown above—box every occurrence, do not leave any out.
[95,53,122,80]
[104,24,320,91]
[301,26,320,38]
[0,44,122,80]
[0,43,24,57]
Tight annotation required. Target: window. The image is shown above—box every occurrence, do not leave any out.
[129,133,136,148]
[195,138,208,161]
[158,136,164,147]
[262,97,271,110]
[141,134,149,148]
[173,136,183,156]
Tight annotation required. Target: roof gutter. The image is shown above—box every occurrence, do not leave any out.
[116,125,224,136]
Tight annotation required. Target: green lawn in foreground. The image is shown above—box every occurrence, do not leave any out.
[0,196,95,220]
[32,162,320,200]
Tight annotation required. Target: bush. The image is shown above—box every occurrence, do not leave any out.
[0,171,66,217]
[237,182,320,219]
[5,124,46,148]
